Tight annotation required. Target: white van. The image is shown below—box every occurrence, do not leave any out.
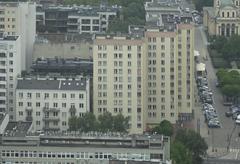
[185,8,190,13]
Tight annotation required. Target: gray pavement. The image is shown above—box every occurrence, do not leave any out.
[194,26,240,159]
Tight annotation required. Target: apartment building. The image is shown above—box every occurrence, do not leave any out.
[93,35,145,134]
[0,36,21,121]
[0,2,36,71]
[93,16,194,133]
[15,76,90,132]
[37,5,118,34]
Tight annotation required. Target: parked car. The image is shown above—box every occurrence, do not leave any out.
[225,111,233,117]
[208,120,221,128]
[236,115,240,124]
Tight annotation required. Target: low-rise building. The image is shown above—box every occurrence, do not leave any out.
[37,4,119,34]
[15,76,90,132]
[0,127,171,164]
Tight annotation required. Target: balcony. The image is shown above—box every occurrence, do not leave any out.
[43,107,60,112]
[42,117,60,122]
[0,81,6,85]
[69,107,76,113]
[25,107,33,111]
[26,116,33,122]
[0,96,6,101]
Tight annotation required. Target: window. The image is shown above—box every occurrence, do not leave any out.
[53,93,58,98]
[36,102,40,107]
[44,93,49,99]
[79,103,84,108]
[19,111,23,116]
[18,102,23,107]
[36,112,40,116]
[27,93,32,98]
[62,103,66,108]
[62,93,66,98]
[71,94,75,98]
[36,93,40,98]
[27,102,32,107]
[18,92,23,98]
[53,103,58,108]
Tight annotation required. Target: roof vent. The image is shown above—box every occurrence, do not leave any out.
[76,83,79,86]
[68,82,71,85]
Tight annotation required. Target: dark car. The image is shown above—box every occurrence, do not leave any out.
[225,111,233,117]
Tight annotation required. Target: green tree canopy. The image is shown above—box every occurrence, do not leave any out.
[175,129,208,164]
[171,141,192,164]
[152,120,174,137]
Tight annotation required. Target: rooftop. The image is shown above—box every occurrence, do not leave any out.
[4,121,32,137]
[145,0,179,9]
[17,78,87,91]
[0,35,19,41]
[31,58,93,75]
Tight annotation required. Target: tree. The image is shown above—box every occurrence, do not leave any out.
[152,120,174,137]
[98,112,114,132]
[81,112,98,132]
[171,141,192,164]
[175,129,208,164]
[68,116,78,131]
[113,114,129,132]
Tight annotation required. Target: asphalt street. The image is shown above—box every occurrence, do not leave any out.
[195,26,240,159]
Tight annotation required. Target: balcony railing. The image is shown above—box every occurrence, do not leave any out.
[43,107,60,112]
[26,116,33,122]
[42,117,60,121]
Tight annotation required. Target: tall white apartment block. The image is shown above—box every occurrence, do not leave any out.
[93,23,194,133]
[93,36,145,134]
[0,2,36,71]
[0,36,21,121]
[16,77,90,132]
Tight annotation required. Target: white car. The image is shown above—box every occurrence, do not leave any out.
[236,115,240,124]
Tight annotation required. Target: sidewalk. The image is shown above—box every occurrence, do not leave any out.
[207,147,229,158]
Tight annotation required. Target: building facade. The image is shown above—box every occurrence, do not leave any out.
[0,2,36,71]
[93,36,145,134]
[37,5,118,34]
[15,76,90,132]
[0,131,171,164]
[93,19,194,133]
[0,36,22,121]
[203,0,240,36]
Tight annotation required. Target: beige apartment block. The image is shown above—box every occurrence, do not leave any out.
[0,2,36,71]
[203,0,240,36]
[93,36,145,134]
[93,23,194,133]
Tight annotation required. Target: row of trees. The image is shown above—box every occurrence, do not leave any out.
[68,112,129,132]
[152,120,208,164]
[216,69,240,103]
[210,35,240,60]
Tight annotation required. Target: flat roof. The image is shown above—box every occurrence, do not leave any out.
[4,121,32,137]
[0,35,19,41]
[17,79,87,90]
